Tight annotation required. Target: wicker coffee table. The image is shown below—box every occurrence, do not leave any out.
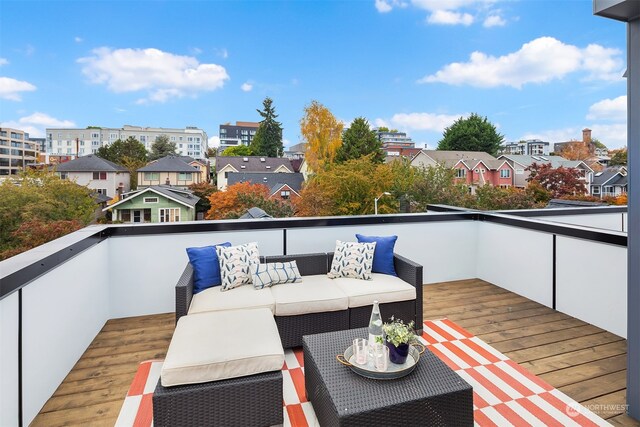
[303,328,473,426]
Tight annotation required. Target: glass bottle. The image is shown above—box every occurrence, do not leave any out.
[368,301,383,347]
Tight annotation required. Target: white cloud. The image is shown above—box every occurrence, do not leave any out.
[411,0,484,11]
[0,77,36,101]
[0,58,8,66]
[241,82,253,92]
[74,37,83,43]
[374,0,408,12]
[215,48,229,59]
[420,37,623,88]
[77,47,229,103]
[587,95,626,121]
[427,10,474,25]
[190,47,203,55]
[0,112,76,137]
[377,112,465,132]
[483,15,506,27]
[208,135,220,148]
[520,127,578,144]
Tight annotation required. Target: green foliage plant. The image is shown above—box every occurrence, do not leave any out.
[382,317,416,347]
[336,117,384,164]
[251,97,284,157]
[437,113,504,156]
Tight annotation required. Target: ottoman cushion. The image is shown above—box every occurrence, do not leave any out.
[161,308,284,387]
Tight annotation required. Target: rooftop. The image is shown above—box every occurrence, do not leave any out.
[53,154,128,173]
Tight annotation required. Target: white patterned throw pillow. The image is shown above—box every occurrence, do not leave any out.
[327,240,376,280]
[251,261,302,289]
[216,242,260,291]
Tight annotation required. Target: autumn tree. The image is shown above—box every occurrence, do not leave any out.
[473,186,543,210]
[610,148,627,166]
[206,147,217,158]
[251,97,284,157]
[437,113,504,156]
[560,141,592,161]
[222,145,253,156]
[0,170,96,260]
[149,135,177,161]
[336,117,384,164]
[526,163,586,198]
[295,155,394,216]
[206,182,293,219]
[189,182,217,216]
[97,136,148,188]
[300,100,343,173]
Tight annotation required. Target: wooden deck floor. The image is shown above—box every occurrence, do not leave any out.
[33,279,638,426]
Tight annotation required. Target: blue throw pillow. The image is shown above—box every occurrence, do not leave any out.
[355,234,398,276]
[186,242,232,293]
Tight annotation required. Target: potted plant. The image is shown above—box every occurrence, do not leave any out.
[382,317,416,364]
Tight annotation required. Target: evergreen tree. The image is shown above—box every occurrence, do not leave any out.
[250,97,283,157]
[437,113,504,156]
[149,135,177,160]
[336,117,384,163]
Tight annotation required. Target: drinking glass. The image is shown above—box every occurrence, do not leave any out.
[373,343,389,372]
[353,338,368,365]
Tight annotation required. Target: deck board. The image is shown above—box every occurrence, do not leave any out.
[32,280,639,426]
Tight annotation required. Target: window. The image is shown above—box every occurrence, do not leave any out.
[144,172,160,181]
[224,172,229,178]
[80,141,85,146]
[159,208,180,223]
[592,187,600,194]
[499,184,510,189]
[500,169,510,178]
[121,210,131,222]
[456,169,466,178]
[171,136,176,141]
[281,190,291,199]
[59,172,68,180]
[143,197,159,203]
[92,171,107,180]
[96,188,108,195]
[178,172,192,181]
[140,135,146,142]
[93,141,100,146]
[604,186,614,194]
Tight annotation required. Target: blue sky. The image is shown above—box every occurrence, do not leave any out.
[0,0,629,149]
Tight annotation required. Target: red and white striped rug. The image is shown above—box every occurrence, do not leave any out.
[116,319,611,426]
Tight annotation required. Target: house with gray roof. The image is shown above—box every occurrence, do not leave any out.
[103,185,198,223]
[497,154,593,192]
[216,156,294,190]
[227,172,304,200]
[591,167,628,199]
[137,155,203,189]
[54,154,130,198]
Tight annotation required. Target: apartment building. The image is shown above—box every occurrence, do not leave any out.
[45,125,208,159]
[0,128,39,176]
[500,139,550,156]
[218,121,259,153]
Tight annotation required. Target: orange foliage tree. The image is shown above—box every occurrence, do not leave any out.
[560,141,593,161]
[206,182,293,219]
[300,100,343,173]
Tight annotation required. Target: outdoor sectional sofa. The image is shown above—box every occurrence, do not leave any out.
[175,252,424,347]
[153,251,423,426]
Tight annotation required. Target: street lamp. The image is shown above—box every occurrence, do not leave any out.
[374,192,392,215]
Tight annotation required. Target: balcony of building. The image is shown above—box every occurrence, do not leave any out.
[0,205,633,426]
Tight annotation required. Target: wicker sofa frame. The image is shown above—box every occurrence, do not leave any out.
[175,252,423,348]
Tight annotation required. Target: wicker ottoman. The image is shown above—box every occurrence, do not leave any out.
[153,308,284,427]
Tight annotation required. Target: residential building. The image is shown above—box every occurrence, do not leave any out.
[54,154,130,198]
[283,142,307,160]
[411,150,514,191]
[218,121,260,153]
[216,156,294,190]
[384,146,422,162]
[0,128,40,175]
[28,136,47,154]
[500,139,550,156]
[591,167,628,198]
[104,185,198,223]
[227,172,304,200]
[553,128,595,154]
[374,128,414,147]
[137,156,203,189]
[498,154,593,192]
[45,125,208,159]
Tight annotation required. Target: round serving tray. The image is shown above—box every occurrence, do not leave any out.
[338,343,423,380]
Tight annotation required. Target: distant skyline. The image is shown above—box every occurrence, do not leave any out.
[0,0,629,149]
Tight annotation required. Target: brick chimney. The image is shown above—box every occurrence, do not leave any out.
[582,128,592,144]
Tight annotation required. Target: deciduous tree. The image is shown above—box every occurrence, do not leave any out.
[610,148,627,166]
[474,185,543,210]
[97,136,148,188]
[222,145,253,156]
[408,164,473,211]
[336,117,384,164]
[437,113,504,156]
[149,135,177,160]
[188,182,217,215]
[206,182,293,219]
[251,97,284,157]
[526,163,586,198]
[560,141,592,161]
[300,100,343,173]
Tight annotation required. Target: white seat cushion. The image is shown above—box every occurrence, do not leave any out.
[161,308,284,387]
[270,274,349,316]
[332,273,416,308]
[189,285,275,315]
